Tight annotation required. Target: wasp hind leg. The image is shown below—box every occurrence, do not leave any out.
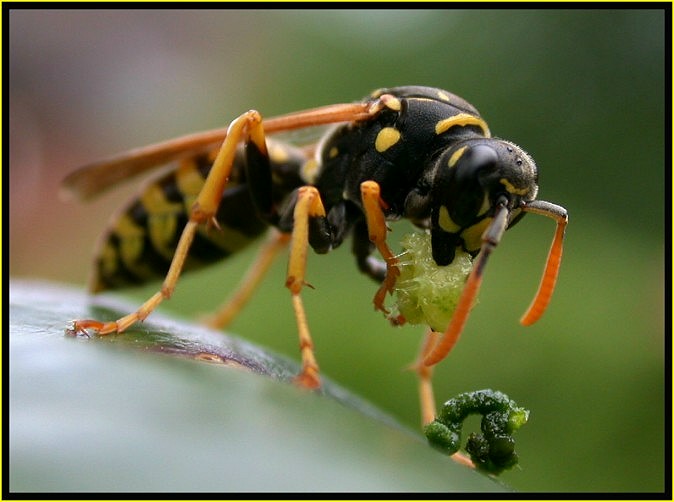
[70,110,271,336]
[70,99,381,337]
[69,101,396,387]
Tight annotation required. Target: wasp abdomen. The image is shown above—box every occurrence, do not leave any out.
[90,143,305,292]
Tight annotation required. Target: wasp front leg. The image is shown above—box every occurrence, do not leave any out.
[360,180,400,313]
[284,186,335,389]
[70,110,269,336]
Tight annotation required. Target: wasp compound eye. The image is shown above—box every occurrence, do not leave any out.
[458,143,499,175]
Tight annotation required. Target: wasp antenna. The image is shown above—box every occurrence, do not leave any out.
[424,201,510,367]
[423,265,481,366]
[519,200,568,326]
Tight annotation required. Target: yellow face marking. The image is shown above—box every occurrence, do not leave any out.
[448,146,468,168]
[461,218,492,253]
[477,194,491,217]
[435,113,491,138]
[500,178,530,196]
[438,206,461,233]
[375,127,401,153]
[329,146,339,158]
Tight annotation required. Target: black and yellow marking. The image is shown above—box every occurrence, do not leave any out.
[68,85,567,431]
[92,145,305,291]
[448,146,468,168]
[374,127,402,152]
[435,114,490,137]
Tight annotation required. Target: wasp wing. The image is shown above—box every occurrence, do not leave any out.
[60,128,229,201]
[60,102,372,202]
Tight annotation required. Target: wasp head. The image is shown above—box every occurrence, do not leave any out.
[426,138,539,265]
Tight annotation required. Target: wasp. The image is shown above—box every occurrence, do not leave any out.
[63,86,568,427]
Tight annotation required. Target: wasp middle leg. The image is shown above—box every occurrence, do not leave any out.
[202,229,290,329]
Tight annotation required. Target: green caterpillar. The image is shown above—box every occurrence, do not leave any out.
[392,231,473,332]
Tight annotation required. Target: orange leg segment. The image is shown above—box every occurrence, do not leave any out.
[70,100,386,338]
[412,330,441,427]
[519,200,568,326]
[203,230,290,329]
[70,110,269,336]
[423,201,511,367]
[423,198,568,367]
[413,330,475,469]
[71,219,199,335]
[360,180,399,313]
[69,97,408,391]
[285,186,328,389]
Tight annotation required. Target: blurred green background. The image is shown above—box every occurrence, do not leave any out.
[9,9,666,492]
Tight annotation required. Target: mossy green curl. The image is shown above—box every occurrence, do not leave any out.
[423,389,530,475]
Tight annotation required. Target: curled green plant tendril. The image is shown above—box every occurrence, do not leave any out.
[423,389,530,475]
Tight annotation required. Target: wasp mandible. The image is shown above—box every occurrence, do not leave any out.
[63,86,568,426]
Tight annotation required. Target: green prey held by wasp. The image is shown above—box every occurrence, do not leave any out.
[63,86,568,436]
